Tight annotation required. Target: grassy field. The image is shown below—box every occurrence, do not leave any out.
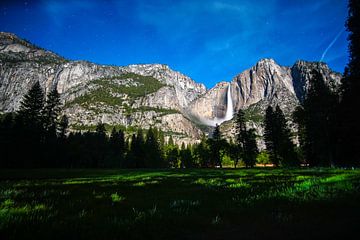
[0,168,359,240]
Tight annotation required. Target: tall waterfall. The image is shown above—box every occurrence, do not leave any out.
[198,82,234,127]
[223,83,233,121]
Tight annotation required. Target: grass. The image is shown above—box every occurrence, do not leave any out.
[0,168,359,239]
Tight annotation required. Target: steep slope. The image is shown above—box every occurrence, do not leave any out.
[0,32,206,143]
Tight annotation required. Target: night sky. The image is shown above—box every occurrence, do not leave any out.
[0,0,349,88]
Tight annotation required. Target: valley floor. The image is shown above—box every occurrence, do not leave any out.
[0,168,359,240]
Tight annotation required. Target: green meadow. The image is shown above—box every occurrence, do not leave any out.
[1,168,359,239]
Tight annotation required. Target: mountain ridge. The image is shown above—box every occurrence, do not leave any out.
[0,32,342,145]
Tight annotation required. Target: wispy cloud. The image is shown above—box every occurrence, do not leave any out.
[320,28,344,62]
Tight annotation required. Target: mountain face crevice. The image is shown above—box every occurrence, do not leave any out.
[0,32,342,144]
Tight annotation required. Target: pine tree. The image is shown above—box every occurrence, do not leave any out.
[94,122,107,167]
[165,143,179,168]
[145,127,163,168]
[338,0,360,166]
[243,128,258,167]
[129,129,145,168]
[274,106,298,166]
[235,109,258,168]
[16,81,46,167]
[264,106,279,166]
[265,106,298,167]
[17,81,45,127]
[208,124,224,168]
[43,88,61,135]
[302,70,338,166]
[58,115,69,139]
[193,136,211,168]
[180,143,193,168]
[168,135,174,146]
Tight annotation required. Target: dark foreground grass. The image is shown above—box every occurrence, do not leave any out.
[0,168,360,240]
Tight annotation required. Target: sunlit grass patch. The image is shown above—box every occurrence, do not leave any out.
[194,177,226,187]
[111,193,125,203]
[0,199,49,229]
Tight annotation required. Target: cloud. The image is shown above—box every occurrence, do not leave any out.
[320,28,344,62]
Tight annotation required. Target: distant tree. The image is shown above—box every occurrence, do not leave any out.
[256,151,271,166]
[179,143,193,168]
[265,106,298,167]
[243,128,258,167]
[17,81,45,128]
[337,0,360,166]
[130,129,145,168]
[58,115,69,139]
[293,106,306,164]
[145,127,163,168]
[105,127,125,167]
[43,88,61,135]
[94,122,107,167]
[168,135,174,146]
[208,124,226,168]
[193,136,211,168]
[165,143,179,168]
[227,140,241,168]
[235,109,258,168]
[264,106,279,166]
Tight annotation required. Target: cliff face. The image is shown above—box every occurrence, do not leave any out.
[0,32,206,144]
[0,32,342,145]
[189,58,341,126]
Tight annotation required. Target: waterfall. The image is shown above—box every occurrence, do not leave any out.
[198,82,234,127]
[223,83,233,121]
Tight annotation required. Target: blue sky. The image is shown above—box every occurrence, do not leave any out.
[0,0,349,88]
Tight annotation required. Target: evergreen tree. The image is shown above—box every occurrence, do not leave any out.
[264,106,280,166]
[235,109,258,168]
[302,70,338,166]
[165,143,179,168]
[168,135,174,146]
[243,128,258,167]
[43,88,61,135]
[193,136,211,168]
[227,140,241,168]
[58,115,69,139]
[180,143,193,168]
[265,106,298,166]
[94,122,107,167]
[15,81,46,167]
[338,0,360,166]
[145,127,163,168]
[273,106,298,166]
[208,124,224,168]
[17,81,45,127]
[130,129,145,168]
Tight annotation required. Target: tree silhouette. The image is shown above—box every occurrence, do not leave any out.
[338,0,360,166]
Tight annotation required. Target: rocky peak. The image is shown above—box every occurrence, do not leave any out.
[291,60,342,102]
[0,32,65,63]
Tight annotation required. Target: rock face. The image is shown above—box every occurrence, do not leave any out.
[0,32,342,145]
[0,32,206,144]
[190,58,341,125]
